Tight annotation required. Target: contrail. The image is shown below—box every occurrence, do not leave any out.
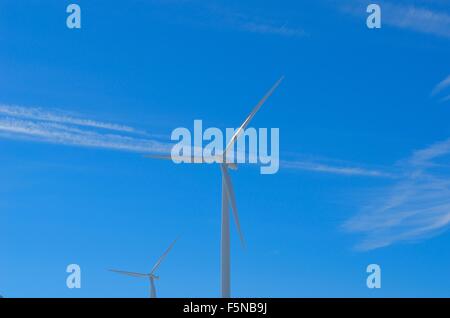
[0,103,391,178]
[0,104,144,134]
[0,115,170,154]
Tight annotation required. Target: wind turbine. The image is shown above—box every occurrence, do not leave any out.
[109,238,177,298]
[146,77,284,297]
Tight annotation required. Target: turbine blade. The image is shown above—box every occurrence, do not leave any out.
[144,153,218,163]
[108,269,148,278]
[220,164,245,247]
[150,238,178,274]
[143,154,173,160]
[224,76,284,155]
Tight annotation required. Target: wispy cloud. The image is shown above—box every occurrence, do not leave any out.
[431,75,450,96]
[441,94,450,103]
[431,75,450,103]
[0,105,390,180]
[341,1,450,38]
[155,1,306,38]
[385,4,450,38]
[239,21,306,37]
[0,104,170,153]
[282,159,394,178]
[0,105,144,134]
[207,4,307,38]
[345,138,450,250]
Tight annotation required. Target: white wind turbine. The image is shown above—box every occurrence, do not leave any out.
[109,238,177,298]
[146,77,284,297]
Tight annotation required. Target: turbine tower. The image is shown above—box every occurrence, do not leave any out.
[109,238,177,298]
[146,77,283,297]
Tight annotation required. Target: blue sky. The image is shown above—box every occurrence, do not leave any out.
[1,0,450,297]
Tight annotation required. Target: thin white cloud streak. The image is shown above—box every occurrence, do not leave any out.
[0,105,394,180]
[282,160,394,178]
[410,138,450,165]
[207,4,307,38]
[341,1,450,38]
[156,1,307,38]
[431,76,450,103]
[0,118,170,153]
[0,105,171,154]
[440,94,450,103]
[215,1,308,37]
[387,4,450,38]
[239,21,307,38]
[0,104,144,134]
[345,138,450,250]
[431,75,450,96]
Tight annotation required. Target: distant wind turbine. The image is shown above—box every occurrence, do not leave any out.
[109,238,177,298]
[146,77,284,297]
